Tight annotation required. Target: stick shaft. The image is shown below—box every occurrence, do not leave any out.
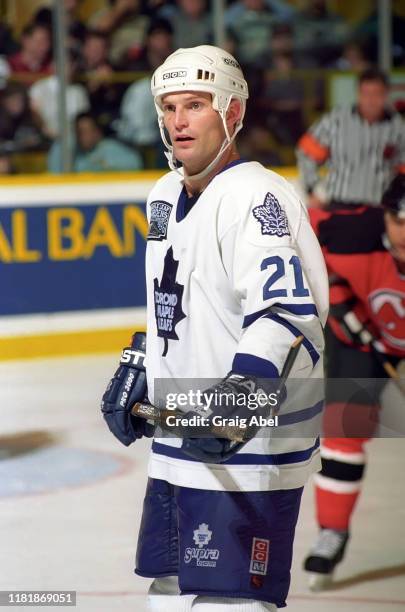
[131,336,304,441]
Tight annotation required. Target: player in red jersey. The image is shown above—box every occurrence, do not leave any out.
[304,173,405,590]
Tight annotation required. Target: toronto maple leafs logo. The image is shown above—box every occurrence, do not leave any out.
[193,523,212,548]
[154,247,186,356]
[148,200,173,241]
[253,192,290,237]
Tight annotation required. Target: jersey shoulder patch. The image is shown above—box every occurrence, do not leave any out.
[147,200,173,241]
[253,192,290,237]
[245,188,294,247]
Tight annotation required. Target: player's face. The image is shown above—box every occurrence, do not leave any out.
[161,91,226,174]
[385,212,405,264]
[358,81,388,123]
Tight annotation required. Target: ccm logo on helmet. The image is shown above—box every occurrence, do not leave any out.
[163,70,187,80]
[223,57,241,69]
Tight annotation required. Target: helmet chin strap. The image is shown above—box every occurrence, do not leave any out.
[158,108,244,183]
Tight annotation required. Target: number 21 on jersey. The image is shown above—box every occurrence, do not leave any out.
[261,255,309,300]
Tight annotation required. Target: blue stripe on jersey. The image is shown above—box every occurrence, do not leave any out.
[278,400,323,426]
[152,438,320,466]
[264,312,320,367]
[232,353,279,378]
[276,303,319,317]
[242,303,319,328]
[242,306,272,328]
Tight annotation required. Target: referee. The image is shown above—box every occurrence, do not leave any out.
[296,68,405,209]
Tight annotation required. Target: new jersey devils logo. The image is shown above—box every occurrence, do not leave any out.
[369,289,405,350]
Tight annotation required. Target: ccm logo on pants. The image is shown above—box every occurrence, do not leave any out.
[250,538,270,575]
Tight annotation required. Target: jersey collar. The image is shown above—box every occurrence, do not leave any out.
[176,158,249,222]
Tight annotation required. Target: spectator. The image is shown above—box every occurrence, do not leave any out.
[81,30,111,72]
[159,0,212,49]
[335,40,372,72]
[266,23,316,68]
[238,122,282,166]
[262,23,324,113]
[81,30,124,127]
[293,0,350,67]
[34,0,87,51]
[7,22,52,75]
[116,76,161,155]
[142,0,176,19]
[225,0,295,25]
[0,19,18,56]
[0,82,46,153]
[88,0,149,67]
[225,0,290,68]
[29,50,89,139]
[48,112,143,172]
[0,153,15,174]
[354,8,405,67]
[255,50,305,146]
[123,18,173,70]
[115,19,173,165]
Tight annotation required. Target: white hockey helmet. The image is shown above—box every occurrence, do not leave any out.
[151,45,249,180]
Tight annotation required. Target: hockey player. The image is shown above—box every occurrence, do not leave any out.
[101,45,329,611]
[304,174,405,590]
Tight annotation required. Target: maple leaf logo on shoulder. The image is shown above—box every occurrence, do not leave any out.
[153,247,186,356]
[253,192,290,237]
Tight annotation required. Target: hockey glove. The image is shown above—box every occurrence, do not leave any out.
[101,332,155,446]
[181,372,285,464]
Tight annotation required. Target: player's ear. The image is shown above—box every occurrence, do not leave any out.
[226,98,242,133]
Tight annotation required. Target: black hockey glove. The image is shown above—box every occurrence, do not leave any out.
[101,332,155,446]
[181,372,285,464]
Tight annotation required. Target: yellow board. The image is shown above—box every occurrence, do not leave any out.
[0,327,145,362]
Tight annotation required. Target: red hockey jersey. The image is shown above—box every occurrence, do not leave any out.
[310,207,405,357]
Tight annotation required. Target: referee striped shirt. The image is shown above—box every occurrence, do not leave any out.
[296,105,405,205]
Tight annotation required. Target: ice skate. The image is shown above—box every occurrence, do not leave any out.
[304,528,349,591]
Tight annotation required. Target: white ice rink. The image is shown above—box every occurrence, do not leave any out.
[0,353,404,612]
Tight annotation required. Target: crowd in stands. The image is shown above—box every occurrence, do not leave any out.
[0,0,404,174]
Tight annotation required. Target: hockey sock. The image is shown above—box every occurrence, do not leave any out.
[147,577,195,612]
[315,437,367,530]
[191,596,277,611]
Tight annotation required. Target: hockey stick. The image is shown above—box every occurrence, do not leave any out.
[342,311,405,397]
[131,335,304,442]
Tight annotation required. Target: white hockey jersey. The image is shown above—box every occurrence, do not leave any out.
[145,160,329,492]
